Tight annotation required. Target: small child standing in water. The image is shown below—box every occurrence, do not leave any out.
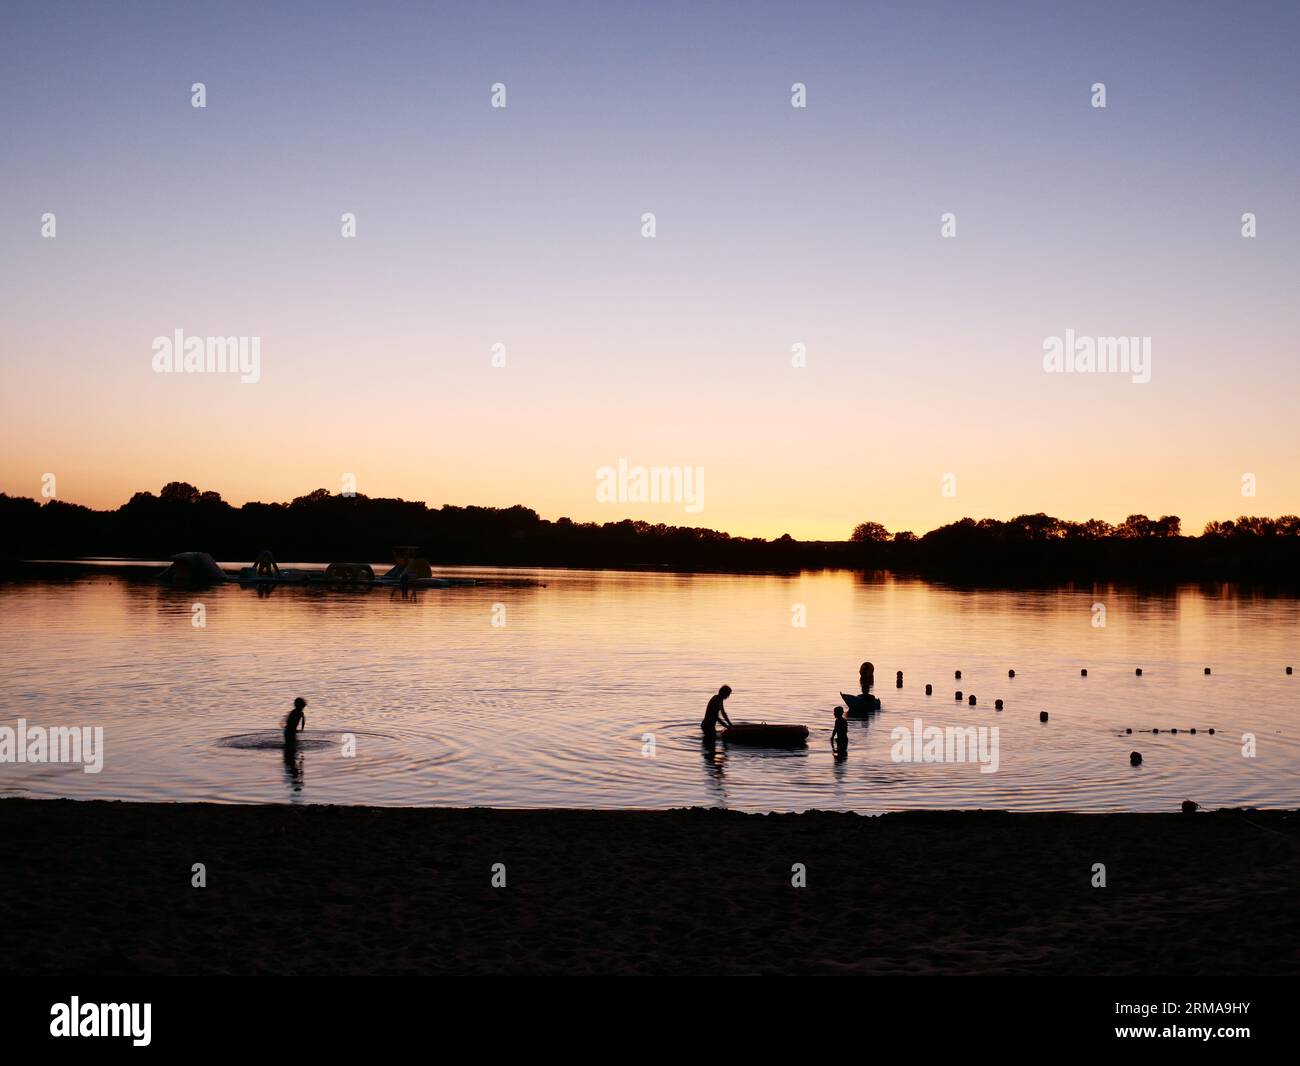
[284,697,307,748]
[831,705,848,760]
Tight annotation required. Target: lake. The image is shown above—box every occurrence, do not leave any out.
[1,565,1296,812]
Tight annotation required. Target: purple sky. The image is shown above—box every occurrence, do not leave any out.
[2,1,1297,536]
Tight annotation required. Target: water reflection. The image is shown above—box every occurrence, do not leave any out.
[700,735,728,800]
[282,746,304,793]
[2,567,1298,812]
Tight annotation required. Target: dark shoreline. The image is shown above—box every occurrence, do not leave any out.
[6,487,1300,586]
[3,798,1297,976]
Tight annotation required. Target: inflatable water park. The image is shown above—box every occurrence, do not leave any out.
[156,545,486,589]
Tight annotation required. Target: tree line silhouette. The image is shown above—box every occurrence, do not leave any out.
[2,482,1298,583]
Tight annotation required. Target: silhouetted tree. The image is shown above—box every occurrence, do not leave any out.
[851,522,890,542]
[159,482,202,504]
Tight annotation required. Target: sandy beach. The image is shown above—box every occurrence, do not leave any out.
[1,799,1297,976]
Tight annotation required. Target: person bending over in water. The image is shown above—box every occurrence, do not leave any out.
[831,706,848,760]
[701,685,734,741]
[284,697,307,748]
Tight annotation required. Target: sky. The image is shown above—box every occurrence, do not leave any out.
[1,0,1297,539]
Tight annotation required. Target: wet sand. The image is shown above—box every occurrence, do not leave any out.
[1,799,1297,975]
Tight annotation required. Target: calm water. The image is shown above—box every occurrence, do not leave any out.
[1,566,1297,812]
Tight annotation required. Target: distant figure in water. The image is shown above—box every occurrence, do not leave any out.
[831,706,848,760]
[701,685,734,741]
[856,660,881,711]
[284,697,307,748]
[859,661,875,694]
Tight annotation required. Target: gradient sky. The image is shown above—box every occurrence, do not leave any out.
[2,1,1298,539]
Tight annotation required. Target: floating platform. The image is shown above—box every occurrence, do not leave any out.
[721,722,810,747]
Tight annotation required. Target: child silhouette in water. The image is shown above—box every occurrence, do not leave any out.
[831,706,848,760]
[284,697,307,748]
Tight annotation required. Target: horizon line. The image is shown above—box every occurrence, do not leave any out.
[5,482,1296,544]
